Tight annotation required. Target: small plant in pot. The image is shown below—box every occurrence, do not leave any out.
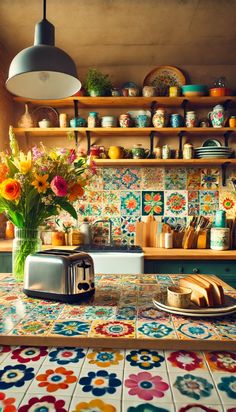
[85,68,113,96]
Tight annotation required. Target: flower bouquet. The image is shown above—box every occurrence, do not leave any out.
[0,126,94,280]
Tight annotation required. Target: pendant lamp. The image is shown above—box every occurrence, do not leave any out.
[5,0,81,99]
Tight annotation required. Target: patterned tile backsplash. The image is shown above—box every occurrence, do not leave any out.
[56,166,236,245]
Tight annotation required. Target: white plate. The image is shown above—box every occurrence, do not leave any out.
[195,146,231,151]
[195,154,232,159]
[202,139,222,147]
[153,293,236,317]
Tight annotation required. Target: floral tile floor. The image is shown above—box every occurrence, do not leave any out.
[0,345,236,411]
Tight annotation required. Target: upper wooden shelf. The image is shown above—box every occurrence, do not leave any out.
[13,127,236,137]
[13,96,236,108]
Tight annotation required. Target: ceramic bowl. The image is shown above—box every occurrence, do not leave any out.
[209,87,232,96]
[167,285,192,308]
[181,84,208,97]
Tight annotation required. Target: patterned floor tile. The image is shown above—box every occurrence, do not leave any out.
[48,319,91,337]
[169,371,221,404]
[137,320,177,340]
[124,348,166,371]
[29,364,78,395]
[123,369,173,402]
[122,399,175,411]
[0,362,36,393]
[82,348,125,371]
[214,373,236,405]
[204,351,236,374]
[19,393,72,411]
[74,368,123,399]
[0,390,25,411]
[165,350,208,373]
[175,403,223,411]
[43,347,87,367]
[70,396,121,411]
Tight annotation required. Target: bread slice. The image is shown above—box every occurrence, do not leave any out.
[179,277,207,307]
[180,275,213,307]
[199,274,225,305]
[192,274,221,306]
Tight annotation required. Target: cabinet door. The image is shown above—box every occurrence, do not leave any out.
[0,253,12,273]
[144,259,236,288]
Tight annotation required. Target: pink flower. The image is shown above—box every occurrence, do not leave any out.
[125,371,169,400]
[51,176,68,197]
[68,149,76,163]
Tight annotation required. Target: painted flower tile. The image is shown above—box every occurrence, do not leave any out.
[142,191,164,215]
[187,167,201,190]
[219,190,236,218]
[120,191,141,215]
[141,167,164,190]
[199,190,219,216]
[164,168,187,190]
[188,190,200,215]
[204,350,236,373]
[89,320,135,339]
[165,190,188,217]
[201,168,220,189]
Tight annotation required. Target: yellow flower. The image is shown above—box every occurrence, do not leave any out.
[14,151,32,174]
[49,151,58,160]
[73,399,116,412]
[32,174,49,193]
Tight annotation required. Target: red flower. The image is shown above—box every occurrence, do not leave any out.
[94,321,134,337]
[11,346,48,364]
[0,392,17,412]
[50,175,68,197]
[167,351,203,371]
[18,395,66,412]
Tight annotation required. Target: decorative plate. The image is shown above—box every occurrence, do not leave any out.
[153,293,236,318]
[143,66,186,96]
[32,106,59,127]
[202,139,222,147]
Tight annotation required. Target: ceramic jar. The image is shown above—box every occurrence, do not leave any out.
[59,113,68,127]
[162,145,171,159]
[132,144,146,159]
[208,104,226,128]
[183,143,194,159]
[229,116,236,128]
[137,114,149,128]
[119,113,132,128]
[169,86,180,97]
[142,86,156,97]
[88,112,99,128]
[108,146,123,159]
[185,111,197,127]
[38,118,51,128]
[210,228,230,250]
[152,108,167,128]
[170,113,183,128]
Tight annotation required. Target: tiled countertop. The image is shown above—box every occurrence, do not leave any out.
[0,274,236,411]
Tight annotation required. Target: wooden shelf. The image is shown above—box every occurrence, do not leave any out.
[94,158,236,167]
[13,95,236,108]
[13,127,236,137]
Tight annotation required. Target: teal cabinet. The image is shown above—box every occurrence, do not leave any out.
[144,259,236,288]
[0,252,12,273]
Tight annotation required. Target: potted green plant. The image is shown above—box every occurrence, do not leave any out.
[84,68,113,96]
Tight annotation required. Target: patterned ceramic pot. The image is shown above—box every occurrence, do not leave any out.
[119,113,132,128]
[170,113,183,128]
[208,104,225,128]
[152,108,167,128]
[210,228,230,250]
[185,111,197,128]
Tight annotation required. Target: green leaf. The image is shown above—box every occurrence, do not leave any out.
[56,199,78,220]
[6,158,19,177]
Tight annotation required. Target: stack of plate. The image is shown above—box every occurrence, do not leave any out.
[195,146,233,159]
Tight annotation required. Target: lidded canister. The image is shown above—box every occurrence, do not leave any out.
[152,108,167,128]
[183,143,194,159]
[88,112,99,128]
[119,113,132,128]
[185,111,197,127]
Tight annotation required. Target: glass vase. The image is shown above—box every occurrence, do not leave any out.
[12,228,42,282]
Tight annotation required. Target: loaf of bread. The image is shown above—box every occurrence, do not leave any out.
[179,274,225,307]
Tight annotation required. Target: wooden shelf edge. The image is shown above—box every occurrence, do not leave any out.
[95,158,236,166]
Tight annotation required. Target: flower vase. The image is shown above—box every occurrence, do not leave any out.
[12,228,42,282]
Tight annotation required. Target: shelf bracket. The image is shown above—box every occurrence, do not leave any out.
[222,99,232,111]
[86,130,91,155]
[149,131,156,158]
[73,99,79,118]
[150,100,158,117]
[178,131,185,157]
[181,99,189,118]
[223,130,233,147]
[74,130,78,147]
[221,161,231,186]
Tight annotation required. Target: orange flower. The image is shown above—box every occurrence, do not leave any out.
[0,164,9,183]
[0,179,21,201]
[73,398,116,412]
[68,183,84,201]
[36,366,77,392]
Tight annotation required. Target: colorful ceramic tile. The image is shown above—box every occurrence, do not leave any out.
[76,202,103,216]
[137,321,176,339]
[83,348,125,370]
[125,349,165,371]
[10,318,53,336]
[141,167,164,190]
[87,167,104,190]
[187,167,201,190]
[170,372,220,404]
[164,191,188,217]
[116,306,137,320]
[213,320,236,340]
[166,350,207,372]
[45,347,86,366]
[122,400,175,412]
[162,217,187,229]
[82,306,117,320]
[200,190,219,216]
[164,168,187,190]
[120,191,141,215]
[75,369,123,399]
[69,397,121,412]
[102,191,120,215]
[10,346,48,365]
[201,168,220,189]
[142,191,164,216]
[103,168,141,190]
[31,365,78,395]
[123,370,172,402]
[89,320,135,338]
[0,363,35,392]
[121,216,140,242]
[138,306,170,321]
[0,390,23,410]
[204,351,236,373]
[49,320,91,337]
[215,374,236,404]
[19,394,71,412]
[219,190,236,218]
[174,321,219,341]
[188,190,200,215]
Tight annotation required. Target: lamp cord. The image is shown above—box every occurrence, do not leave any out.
[43,0,46,19]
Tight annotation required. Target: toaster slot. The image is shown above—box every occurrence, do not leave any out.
[38,249,77,256]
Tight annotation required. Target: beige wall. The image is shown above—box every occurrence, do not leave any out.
[0,44,14,151]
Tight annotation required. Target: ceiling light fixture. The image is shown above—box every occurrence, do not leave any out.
[5,0,81,100]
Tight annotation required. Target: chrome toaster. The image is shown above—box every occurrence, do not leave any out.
[23,249,95,303]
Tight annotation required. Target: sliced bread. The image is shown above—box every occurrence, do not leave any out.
[180,275,213,307]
